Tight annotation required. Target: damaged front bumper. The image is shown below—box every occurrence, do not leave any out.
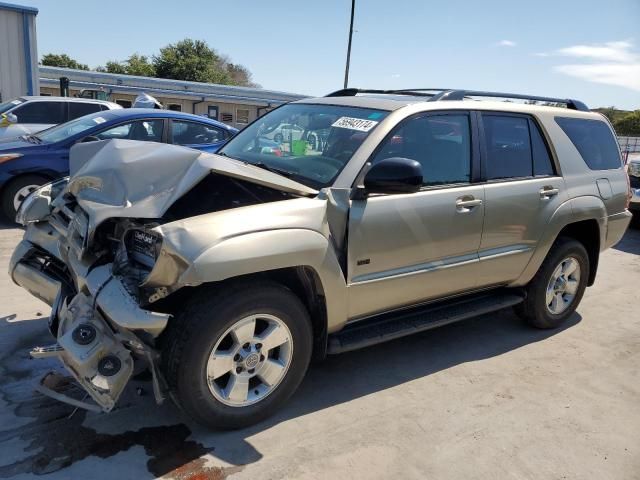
[9,222,171,412]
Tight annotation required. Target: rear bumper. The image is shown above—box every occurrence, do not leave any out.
[604,210,633,249]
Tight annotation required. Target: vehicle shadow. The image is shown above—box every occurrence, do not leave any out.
[0,218,20,231]
[612,224,640,255]
[0,309,581,478]
[201,309,582,465]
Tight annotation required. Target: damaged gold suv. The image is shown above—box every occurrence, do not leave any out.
[9,88,632,429]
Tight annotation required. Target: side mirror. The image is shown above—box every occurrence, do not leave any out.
[0,113,18,127]
[362,157,422,195]
[77,135,101,144]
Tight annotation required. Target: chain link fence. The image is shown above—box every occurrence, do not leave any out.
[619,136,640,162]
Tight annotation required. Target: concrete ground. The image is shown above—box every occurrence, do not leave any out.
[0,219,638,480]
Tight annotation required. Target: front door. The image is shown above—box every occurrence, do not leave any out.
[347,111,485,319]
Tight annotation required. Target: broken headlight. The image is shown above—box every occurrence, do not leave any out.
[15,176,69,225]
[125,229,162,269]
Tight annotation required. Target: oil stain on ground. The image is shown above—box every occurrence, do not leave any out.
[0,323,240,479]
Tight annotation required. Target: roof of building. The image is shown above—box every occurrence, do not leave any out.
[20,95,120,107]
[39,66,307,107]
[0,1,38,14]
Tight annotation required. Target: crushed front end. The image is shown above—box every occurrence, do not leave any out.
[10,186,171,412]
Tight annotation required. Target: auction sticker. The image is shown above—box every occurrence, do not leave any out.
[93,117,106,124]
[332,117,378,132]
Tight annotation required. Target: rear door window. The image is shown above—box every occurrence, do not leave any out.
[12,101,65,124]
[555,117,621,170]
[482,115,532,179]
[69,102,102,120]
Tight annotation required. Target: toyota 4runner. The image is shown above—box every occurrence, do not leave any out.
[9,88,632,429]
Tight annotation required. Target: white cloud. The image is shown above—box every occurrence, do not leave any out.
[556,40,637,63]
[542,40,640,92]
[496,40,516,47]
[391,73,401,78]
[555,63,640,91]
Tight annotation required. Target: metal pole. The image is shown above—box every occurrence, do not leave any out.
[343,0,355,88]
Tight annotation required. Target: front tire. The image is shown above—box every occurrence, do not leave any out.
[164,281,313,429]
[2,174,48,221]
[516,237,589,329]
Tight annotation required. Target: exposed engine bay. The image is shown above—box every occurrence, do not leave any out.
[9,139,318,412]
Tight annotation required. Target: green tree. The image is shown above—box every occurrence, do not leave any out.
[97,54,156,77]
[614,110,640,136]
[41,53,89,70]
[96,61,127,74]
[225,62,260,88]
[125,54,156,77]
[152,39,232,84]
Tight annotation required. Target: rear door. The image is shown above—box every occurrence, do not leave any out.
[476,112,566,286]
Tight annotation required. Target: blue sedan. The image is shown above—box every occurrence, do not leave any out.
[0,109,238,218]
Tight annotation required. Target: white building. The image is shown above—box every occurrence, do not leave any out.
[39,66,307,129]
[0,2,38,101]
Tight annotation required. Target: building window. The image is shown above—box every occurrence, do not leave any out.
[236,108,250,124]
[116,99,132,108]
[221,113,233,123]
[168,104,182,112]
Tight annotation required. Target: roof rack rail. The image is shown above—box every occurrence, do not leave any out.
[429,90,589,111]
[325,88,435,98]
[325,88,589,111]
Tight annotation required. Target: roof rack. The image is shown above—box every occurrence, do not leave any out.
[325,88,589,111]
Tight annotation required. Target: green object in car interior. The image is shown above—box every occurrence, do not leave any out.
[292,139,308,156]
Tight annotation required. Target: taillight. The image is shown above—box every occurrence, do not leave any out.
[624,168,632,209]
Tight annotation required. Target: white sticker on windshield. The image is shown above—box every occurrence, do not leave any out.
[11,100,22,105]
[93,117,106,124]
[331,117,378,132]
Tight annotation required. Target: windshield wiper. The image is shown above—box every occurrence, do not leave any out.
[219,151,296,181]
[247,161,295,179]
[21,134,42,144]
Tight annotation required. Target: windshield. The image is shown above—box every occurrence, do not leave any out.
[0,98,24,115]
[37,111,116,143]
[220,103,389,188]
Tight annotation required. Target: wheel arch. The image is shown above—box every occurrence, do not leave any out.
[172,229,349,360]
[514,196,606,287]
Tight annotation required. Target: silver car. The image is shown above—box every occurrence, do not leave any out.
[9,88,632,429]
[0,96,121,140]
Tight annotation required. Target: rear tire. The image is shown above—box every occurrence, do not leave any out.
[163,281,313,430]
[516,237,589,329]
[1,174,48,221]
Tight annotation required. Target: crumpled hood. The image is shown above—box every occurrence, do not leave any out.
[66,139,317,229]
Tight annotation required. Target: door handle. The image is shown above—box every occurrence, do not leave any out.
[456,197,483,211]
[540,186,559,199]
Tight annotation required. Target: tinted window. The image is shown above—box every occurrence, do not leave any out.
[529,119,554,176]
[171,120,225,145]
[12,101,65,124]
[373,114,471,186]
[96,120,163,142]
[69,102,102,120]
[555,117,621,170]
[483,115,532,179]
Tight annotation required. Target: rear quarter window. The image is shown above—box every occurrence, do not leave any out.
[555,117,621,170]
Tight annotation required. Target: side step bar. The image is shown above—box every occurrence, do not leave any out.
[327,290,525,354]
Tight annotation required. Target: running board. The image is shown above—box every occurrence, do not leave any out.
[327,290,525,354]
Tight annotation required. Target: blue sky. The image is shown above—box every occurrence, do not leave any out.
[16,0,640,109]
